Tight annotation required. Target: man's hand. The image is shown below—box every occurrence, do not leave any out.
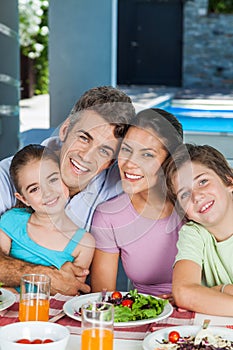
[0,249,90,296]
[49,262,91,296]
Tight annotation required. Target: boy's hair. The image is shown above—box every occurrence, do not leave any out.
[68,86,136,139]
[10,144,59,193]
[132,108,183,160]
[164,143,233,214]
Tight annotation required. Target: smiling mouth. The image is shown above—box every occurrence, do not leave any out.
[44,197,59,206]
[124,172,143,180]
[199,200,214,213]
[70,158,89,173]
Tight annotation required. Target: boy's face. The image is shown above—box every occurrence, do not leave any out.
[59,110,120,196]
[173,161,233,231]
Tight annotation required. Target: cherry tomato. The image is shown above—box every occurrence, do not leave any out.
[121,299,133,308]
[168,331,180,343]
[31,339,43,344]
[16,338,31,344]
[43,339,54,343]
[111,291,122,299]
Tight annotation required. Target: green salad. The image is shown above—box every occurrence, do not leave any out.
[105,289,168,323]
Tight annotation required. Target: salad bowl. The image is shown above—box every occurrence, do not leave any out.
[63,290,173,327]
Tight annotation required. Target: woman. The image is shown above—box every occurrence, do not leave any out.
[90,108,184,297]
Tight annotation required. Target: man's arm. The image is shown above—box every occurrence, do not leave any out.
[0,249,90,295]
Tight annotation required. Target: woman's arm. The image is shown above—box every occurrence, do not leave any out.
[90,249,119,292]
[173,260,233,316]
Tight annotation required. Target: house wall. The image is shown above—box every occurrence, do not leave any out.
[183,0,233,88]
[49,0,116,127]
[49,0,233,127]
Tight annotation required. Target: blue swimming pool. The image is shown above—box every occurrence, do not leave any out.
[152,100,233,165]
[162,106,233,134]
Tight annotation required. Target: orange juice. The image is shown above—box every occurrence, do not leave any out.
[81,328,113,350]
[19,298,49,321]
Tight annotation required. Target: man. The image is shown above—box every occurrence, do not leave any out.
[0,86,135,295]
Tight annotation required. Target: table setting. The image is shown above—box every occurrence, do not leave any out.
[1,283,233,350]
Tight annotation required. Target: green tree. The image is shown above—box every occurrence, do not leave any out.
[208,0,233,14]
[19,0,49,95]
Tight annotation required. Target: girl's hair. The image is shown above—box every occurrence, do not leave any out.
[164,143,233,216]
[132,108,183,160]
[10,144,59,194]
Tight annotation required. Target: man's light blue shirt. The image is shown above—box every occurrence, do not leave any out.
[65,162,122,230]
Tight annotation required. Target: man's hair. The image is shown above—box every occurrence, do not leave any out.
[164,143,233,214]
[68,86,135,139]
[72,86,133,111]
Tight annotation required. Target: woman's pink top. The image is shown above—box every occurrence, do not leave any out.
[91,193,183,295]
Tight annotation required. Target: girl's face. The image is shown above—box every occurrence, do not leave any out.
[173,161,233,229]
[15,158,69,215]
[118,126,168,194]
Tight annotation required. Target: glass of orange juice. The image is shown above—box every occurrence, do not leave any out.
[81,301,114,350]
[19,274,50,322]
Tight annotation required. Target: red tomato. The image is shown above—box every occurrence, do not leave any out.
[31,339,43,344]
[168,331,180,343]
[16,338,31,344]
[121,299,133,308]
[111,291,122,299]
[43,339,54,343]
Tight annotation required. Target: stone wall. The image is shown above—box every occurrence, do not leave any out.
[183,0,233,88]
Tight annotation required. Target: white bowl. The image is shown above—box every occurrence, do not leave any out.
[0,321,70,350]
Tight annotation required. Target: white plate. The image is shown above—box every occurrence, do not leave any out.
[0,289,16,311]
[66,334,142,350]
[142,325,233,350]
[63,291,173,328]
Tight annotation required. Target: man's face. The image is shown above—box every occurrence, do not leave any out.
[59,110,119,196]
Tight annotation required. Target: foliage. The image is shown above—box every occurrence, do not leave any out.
[18,0,49,95]
[208,0,233,14]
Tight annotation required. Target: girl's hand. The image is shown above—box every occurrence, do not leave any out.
[158,293,188,311]
[158,293,175,306]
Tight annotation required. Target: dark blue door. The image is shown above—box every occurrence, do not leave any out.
[118,0,183,86]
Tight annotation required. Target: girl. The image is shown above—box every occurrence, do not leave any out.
[165,143,233,316]
[0,144,95,292]
[90,108,184,297]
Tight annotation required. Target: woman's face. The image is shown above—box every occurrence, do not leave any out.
[118,126,168,194]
